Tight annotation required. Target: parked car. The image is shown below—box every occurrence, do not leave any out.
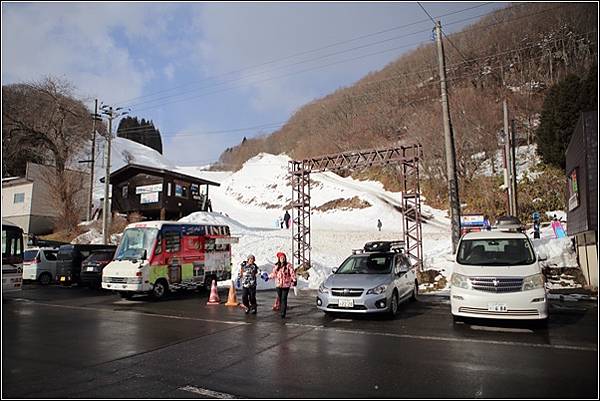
[450,230,548,322]
[316,241,418,316]
[80,249,116,288]
[22,247,59,285]
[56,244,117,286]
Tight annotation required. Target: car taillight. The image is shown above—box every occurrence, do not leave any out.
[36,256,41,263]
[135,271,142,277]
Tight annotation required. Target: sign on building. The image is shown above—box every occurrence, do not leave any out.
[136,184,163,195]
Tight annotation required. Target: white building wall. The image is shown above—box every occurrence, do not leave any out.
[1,182,33,233]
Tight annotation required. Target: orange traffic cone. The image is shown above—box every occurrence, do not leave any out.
[225,281,239,306]
[207,280,220,305]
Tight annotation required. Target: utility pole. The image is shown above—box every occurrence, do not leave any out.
[86,99,99,221]
[510,118,519,217]
[99,104,129,244]
[435,21,461,253]
[503,99,515,216]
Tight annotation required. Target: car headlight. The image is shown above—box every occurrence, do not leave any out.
[126,277,142,284]
[451,273,470,289]
[522,273,545,291]
[367,284,387,295]
[318,283,330,294]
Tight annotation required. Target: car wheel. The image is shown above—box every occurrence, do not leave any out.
[39,273,52,286]
[388,291,399,317]
[410,280,418,301]
[452,314,464,324]
[152,280,169,300]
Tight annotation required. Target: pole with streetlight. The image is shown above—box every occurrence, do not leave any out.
[99,104,129,245]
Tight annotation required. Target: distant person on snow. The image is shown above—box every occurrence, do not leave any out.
[483,215,492,231]
[283,210,291,229]
[377,219,382,232]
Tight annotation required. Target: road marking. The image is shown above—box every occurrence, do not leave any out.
[284,323,597,352]
[17,300,248,326]
[179,385,242,399]
[470,325,533,333]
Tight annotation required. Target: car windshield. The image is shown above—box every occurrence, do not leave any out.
[336,254,393,274]
[85,251,114,262]
[24,250,39,262]
[115,228,158,261]
[457,238,536,266]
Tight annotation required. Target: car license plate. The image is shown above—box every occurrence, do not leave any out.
[60,276,66,282]
[87,267,94,272]
[488,303,507,312]
[338,299,354,308]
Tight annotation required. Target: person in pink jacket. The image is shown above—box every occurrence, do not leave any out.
[270,252,296,319]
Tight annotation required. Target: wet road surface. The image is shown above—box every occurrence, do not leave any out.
[2,284,597,398]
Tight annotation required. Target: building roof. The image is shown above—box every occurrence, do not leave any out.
[2,177,33,187]
[104,163,221,187]
[125,220,229,229]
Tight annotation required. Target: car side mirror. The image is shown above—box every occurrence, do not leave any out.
[538,252,548,262]
[142,249,147,260]
[331,267,337,274]
[445,254,455,262]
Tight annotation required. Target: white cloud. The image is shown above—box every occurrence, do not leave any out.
[1,3,177,107]
[162,124,246,166]
[192,3,426,114]
[164,63,176,81]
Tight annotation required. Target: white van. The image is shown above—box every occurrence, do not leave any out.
[450,230,548,321]
[22,247,59,285]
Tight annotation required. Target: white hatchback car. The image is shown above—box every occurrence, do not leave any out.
[450,231,548,321]
[22,247,59,285]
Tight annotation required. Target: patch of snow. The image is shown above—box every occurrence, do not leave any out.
[474,144,541,180]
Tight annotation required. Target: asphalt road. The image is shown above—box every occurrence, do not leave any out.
[2,284,598,398]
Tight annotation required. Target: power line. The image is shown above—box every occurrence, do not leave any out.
[126,32,433,109]
[115,29,595,141]
[129,3,574,115]
[131,40,432,113]
[115,2,496,106]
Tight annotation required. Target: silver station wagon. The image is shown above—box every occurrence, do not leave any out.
[316,241,418,316]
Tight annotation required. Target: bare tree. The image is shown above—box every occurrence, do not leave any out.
[3,76,95,232]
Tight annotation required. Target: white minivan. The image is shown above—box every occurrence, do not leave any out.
[450,230,548,321]
[22,247,59,285]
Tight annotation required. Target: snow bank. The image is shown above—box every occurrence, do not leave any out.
[532,236,578,268]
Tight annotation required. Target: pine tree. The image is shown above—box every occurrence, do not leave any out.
[117,116,163,154]
[535,70,597,168]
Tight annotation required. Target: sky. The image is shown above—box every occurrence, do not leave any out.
[2,2,507,166]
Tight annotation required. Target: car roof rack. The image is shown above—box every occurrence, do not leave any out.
[492,215,524,232]
[363,240,405,253]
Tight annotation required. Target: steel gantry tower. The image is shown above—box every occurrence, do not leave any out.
[289,144,423,272]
